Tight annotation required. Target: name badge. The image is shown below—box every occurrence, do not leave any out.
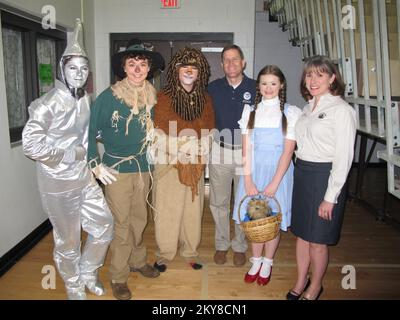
[242,91,252,104]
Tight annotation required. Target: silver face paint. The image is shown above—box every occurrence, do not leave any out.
[64,56,89,89]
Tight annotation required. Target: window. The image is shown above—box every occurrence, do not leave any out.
[37,37,57,96]
[2,27,27,133]
[1,11,66,143]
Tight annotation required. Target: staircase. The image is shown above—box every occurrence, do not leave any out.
[268,0,400,201]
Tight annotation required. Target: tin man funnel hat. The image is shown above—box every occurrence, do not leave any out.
[59,18,89,96]
[62,18,87,59]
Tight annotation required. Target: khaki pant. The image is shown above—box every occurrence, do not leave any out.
[209,142,247,253]
[105,172,150,283]
[153,164,204,262]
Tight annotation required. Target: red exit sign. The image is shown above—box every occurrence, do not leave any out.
[161,0,180,9]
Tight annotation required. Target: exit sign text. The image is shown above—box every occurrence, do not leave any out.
[161,0,180,9]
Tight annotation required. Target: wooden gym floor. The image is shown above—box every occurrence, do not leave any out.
[0,168,399,300]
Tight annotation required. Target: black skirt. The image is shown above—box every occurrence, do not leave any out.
[290,159,347,245]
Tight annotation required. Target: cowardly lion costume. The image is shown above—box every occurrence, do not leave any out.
[151,47,215,271]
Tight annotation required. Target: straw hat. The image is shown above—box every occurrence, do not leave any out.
[111,38,165,79]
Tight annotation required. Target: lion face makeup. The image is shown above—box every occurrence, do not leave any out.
[164,47,210,121]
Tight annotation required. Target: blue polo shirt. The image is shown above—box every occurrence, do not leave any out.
[208,74,256,144]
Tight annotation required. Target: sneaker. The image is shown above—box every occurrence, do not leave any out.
[189,262,203,270]
[110,282,132,300]
[213,250,228,265]
[233,252,246,266]
[186,257,203,270]
[153,261,167,273]
[131,263,160,278]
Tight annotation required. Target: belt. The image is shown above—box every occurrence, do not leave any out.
[218,141,242,150]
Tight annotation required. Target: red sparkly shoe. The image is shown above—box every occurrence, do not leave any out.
[244,257,263,283]
[257,266,272,286]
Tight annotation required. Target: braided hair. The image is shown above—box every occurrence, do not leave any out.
[164,47,211,121]
[247,65,287,134]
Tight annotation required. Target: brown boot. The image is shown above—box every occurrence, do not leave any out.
[131,263,160,278]
[110,282,132,300]
[233,252,246,266]
[214,250,228,265]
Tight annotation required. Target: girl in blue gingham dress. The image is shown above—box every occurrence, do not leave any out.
[233,65,301,286]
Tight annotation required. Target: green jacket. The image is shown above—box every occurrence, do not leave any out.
[88,88,154,173]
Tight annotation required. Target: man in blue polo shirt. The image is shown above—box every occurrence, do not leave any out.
[207,45,256,266]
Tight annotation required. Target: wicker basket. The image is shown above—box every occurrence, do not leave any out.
[238,194,282,243]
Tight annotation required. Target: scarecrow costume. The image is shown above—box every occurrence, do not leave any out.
[22,19,113,300]
[151,47,215,271]
[87,39,165,296]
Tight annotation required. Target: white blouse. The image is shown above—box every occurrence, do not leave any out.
[295,93,357,203]
[238,97,302,140]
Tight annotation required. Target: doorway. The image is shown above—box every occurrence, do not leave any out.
[109,32,233,90]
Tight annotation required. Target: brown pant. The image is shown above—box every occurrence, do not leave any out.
[153,164,204,262]
[105,172,150,283]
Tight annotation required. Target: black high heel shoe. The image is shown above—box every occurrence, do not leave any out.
[286,278,311,300]
[301,286,324,300]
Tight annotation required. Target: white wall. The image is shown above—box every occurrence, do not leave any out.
[88,0,256,96]
[0,0,82,257]
[254,10,305,109]
[82,0,96,95]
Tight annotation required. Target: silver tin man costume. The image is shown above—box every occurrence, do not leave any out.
[22,19,113,300]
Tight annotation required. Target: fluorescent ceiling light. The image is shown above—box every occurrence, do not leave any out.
[201,47,224,52]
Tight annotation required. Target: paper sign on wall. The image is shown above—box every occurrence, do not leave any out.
[39,64,53,84]
[39,64,54,96]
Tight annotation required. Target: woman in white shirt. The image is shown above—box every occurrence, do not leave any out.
[233,65,301,286]
[287,56,357,300]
